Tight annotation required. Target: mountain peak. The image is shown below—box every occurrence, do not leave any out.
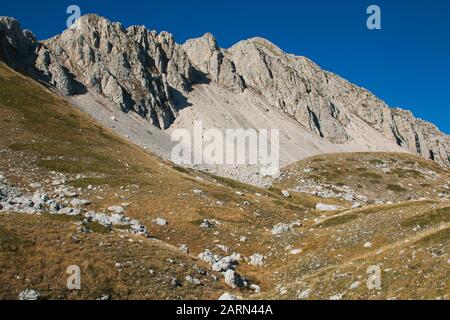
[76,13,111,26]
[184,32,219,51]
[0,15,448,166]
[0,16,20,28]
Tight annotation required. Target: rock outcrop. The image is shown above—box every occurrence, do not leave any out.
[183,33,245,92]
[0,14,448,166]
[0,17,37,72]
[40,15,181,128]
[227,38,450,163]
[229,38,351,143]
[127,26,195,93]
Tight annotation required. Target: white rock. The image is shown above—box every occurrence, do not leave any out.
[108,206,124,214]
[109,213,126,225]
[218,292,242,300]
[350,281,361,289]
[179,244,189,254]
[212,257,233,272]
[70,199,90,207]
[316,203,340,211]
[192,189,204,195]
[250,284,261,293]
[130,222,148,235]
[290,249,302,255]
[298,288,312,299]
[29,182,42,189]
[363,242,372,248]
[352,202,362,209]
[200,220,215,229]
[223,269,244,288]
[216,244,229,253]
[59,207,81,216]
[230,253,242,262]
[249,253,265,267]
[281,190,290,197]
[271,223,291,235]
[155,218,167,226]
[198,250,220,265]
[343,194,354,202]
[185,276,201,285]
[19,289,40,300]
[278,287,288,295]
[329,293,344,300]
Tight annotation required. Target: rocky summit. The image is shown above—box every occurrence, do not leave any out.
[0,14,448,172]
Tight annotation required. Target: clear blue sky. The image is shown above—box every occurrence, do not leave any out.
[2,0,449,133]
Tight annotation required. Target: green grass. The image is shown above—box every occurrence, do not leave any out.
[359,172,382,180]
[319,214,359,228]
[271,199,305,211]
[369,159,384,165]
[87,222,112,234]
[171,165,190,174]
[0,224,22,251]
[386,184,407,192]
[391,168,423,178]
[45,213,83,223]
[401,207,450,228]
[0,64,154,182]
[416,228,450,245]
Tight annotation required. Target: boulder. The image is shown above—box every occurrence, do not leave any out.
[316,203,340,211]
[155,217,167,226]
[223,270,246,289]
[218,292,242,300]
[18,289,40,300]
[271,223,291,235]
[248,253,265,267]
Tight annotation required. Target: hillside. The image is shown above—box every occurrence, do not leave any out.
[0,62,449,300]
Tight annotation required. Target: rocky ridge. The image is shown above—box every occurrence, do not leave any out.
[0,14,448,167]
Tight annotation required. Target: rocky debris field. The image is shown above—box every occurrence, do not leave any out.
[0,171,150,237]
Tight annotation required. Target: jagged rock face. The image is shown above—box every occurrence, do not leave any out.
[0,17,37,72]
[127,26,194,93]
[39,15,178,129]
[0,15,448,166]
[228,38,350,143]
[389,109,450,164]
[183,33,245,93]
[227,38,450,163]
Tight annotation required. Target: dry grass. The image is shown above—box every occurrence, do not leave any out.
[0,62,448,300]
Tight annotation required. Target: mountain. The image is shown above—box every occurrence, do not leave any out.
[1,14,449,175]
[0,15,448,181]
[0,15,449,300]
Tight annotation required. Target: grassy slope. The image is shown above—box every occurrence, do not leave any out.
[0,62,448,300]
[0,62,321,299]
[274,152,450,203]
